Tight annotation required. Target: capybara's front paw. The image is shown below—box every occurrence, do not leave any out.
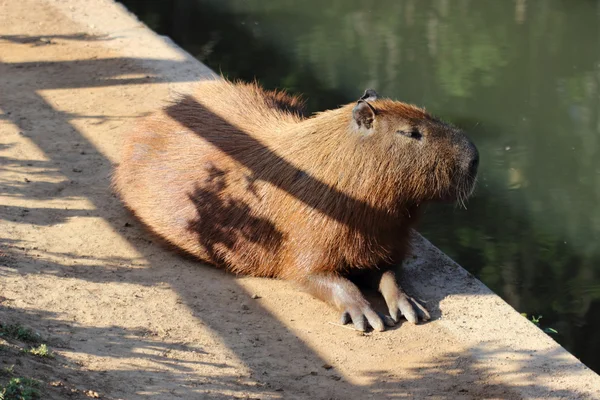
[379,270,431,324]
[301,273,390,332]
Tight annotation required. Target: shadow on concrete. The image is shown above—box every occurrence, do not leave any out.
[1,299,582,399]
[0,33,114,46]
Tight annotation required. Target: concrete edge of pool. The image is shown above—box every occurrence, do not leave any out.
[11,0,600,397]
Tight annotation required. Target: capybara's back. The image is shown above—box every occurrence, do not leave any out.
[114,79,479,331]
[113,80,305,277]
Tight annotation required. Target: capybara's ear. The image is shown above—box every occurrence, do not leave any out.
[360,89,379,102]
[353,100,376,130]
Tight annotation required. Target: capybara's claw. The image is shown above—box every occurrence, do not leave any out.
[409,296,431,321]
[378,311,397,327]
[397,294,418,323]
[396,293,430,324]
[340,306,385,332]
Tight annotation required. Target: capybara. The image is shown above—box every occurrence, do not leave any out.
[113,79,479,331]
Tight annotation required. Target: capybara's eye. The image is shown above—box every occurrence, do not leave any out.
[397,129,422,140]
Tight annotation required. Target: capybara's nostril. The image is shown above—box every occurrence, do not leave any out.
[469,156,479,175]
[462,140,479,176]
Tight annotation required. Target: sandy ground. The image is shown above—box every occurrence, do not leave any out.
[1,0,599,399]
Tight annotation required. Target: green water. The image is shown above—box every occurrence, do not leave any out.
[119,0,600,371]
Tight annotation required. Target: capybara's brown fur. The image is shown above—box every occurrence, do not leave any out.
[113,79,478,331]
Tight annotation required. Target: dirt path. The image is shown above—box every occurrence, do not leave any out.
[1,1,599,399]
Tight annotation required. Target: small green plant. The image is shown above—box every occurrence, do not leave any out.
[0,365,14,377]
[24,344,53,359]
[521,313,558,335]
[0,377,41,400]
[0,324,40,343]
[530,315,542,326]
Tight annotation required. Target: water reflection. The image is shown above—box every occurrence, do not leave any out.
[119,0,600,371]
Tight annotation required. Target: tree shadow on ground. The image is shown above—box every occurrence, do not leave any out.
[1,300,585,399]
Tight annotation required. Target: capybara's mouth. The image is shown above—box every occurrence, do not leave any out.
[452,172,478,205]
[438,170,478,205]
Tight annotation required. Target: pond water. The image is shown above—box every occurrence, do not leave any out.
[119,0,600,372]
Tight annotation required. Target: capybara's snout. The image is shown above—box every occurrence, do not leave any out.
[462,138,479,178]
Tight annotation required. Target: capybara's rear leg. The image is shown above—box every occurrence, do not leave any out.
[378,270,431,324]
[300,273,385,332]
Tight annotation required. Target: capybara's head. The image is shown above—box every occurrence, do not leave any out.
[350,89,479,205]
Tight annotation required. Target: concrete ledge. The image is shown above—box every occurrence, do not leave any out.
[0,0,598,398]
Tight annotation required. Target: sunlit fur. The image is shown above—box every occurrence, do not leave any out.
[113,80,477,281]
